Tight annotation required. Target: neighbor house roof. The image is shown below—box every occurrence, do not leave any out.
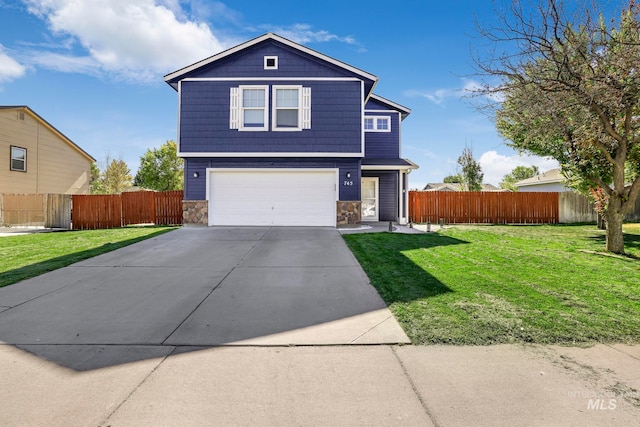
[164,32,379,95]
[422,183,501,191]
[516,168,563,187]
[0,106,95,162]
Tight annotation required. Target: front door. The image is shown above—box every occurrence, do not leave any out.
[361,177,379,221]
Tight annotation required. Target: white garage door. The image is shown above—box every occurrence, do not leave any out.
[209,169,337,226]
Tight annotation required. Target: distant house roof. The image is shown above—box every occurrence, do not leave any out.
[423,182,501,191]
[516,168,563,187]
[0,105,95,162]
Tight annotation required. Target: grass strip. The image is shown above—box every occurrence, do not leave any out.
[343,224,640,346]
[0,226,178,288]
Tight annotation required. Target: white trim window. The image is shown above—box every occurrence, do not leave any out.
[230,85,268,131]
[273,86,309,131]
[364,116,391,132]
[10,145,26,172]
[231,85,310,131]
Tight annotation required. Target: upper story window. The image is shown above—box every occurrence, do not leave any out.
[10,146,26,172]
[273,86,301,131]
[230,86,268,131]
[230,85,311,131]
[264,56,278,70]
[364,116,391,132]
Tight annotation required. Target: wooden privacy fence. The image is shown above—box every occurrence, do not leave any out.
[409,191,559,224]
[72,190,183,230]
[0,193,72,228]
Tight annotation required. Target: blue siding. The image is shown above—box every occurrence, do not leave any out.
[178,40,365,81]
[363,111,400,158]
[185,157,360,201]
[365,98,392,110]
[362,171,398,221]
[180,80,362,154]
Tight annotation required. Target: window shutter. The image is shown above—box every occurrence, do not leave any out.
[302,87,311,129]
[229,87,239,129]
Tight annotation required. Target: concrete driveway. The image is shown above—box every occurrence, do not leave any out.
[2,227,640,426]
[0,226,408,370]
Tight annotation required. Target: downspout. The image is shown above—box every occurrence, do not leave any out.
[36,114,40,194]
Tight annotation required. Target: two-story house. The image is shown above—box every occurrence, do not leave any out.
[164,33,417,227]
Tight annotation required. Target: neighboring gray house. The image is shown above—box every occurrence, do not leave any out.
[164,33,418,226]
[516,168,569,192]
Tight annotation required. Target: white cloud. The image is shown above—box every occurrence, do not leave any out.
[404,88,457,105]
[22,0,228,82]
[0,45,27,83]
[25,51,99,75]
[462,79,505,103]
[19,1,365,83]
[479,150,559,186]
[405,79,504,105]
[262,24,364,51]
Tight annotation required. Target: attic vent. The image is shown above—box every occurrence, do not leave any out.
[264,56,278,70]
[18,112,25,121]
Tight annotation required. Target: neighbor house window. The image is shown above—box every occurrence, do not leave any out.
[10,146,26,172]
[364,116,391,132]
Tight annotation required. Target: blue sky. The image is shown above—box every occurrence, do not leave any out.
[0,0,567,188]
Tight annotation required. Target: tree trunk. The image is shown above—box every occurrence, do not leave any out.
[604,196,625,254]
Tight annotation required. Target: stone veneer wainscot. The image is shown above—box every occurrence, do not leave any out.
[337,201,361,226]
[183,200,208,226]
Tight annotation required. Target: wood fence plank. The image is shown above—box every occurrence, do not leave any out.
[72,191,184,230]
[408,191,560,224]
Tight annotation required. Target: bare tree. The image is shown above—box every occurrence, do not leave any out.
[473,0,640,254]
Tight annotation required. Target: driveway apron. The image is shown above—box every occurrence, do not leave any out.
[0,227,408,369]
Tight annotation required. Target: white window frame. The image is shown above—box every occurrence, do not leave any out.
[272,85,303,132]
[264,56,278,70]
[239,85,268,131]
[10,145,26,172]
[364,116,391,132]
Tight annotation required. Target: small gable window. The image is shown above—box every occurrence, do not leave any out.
[364,116,391,132]
[264,56,278,70]
[10,146,26,172]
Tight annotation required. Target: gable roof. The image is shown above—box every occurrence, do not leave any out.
[367,94,411,120]
[516,168,563,187]
[164,32,379,94]
[0,106,95,162]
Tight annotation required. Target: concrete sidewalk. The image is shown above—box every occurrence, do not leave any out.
[1,343,638,426]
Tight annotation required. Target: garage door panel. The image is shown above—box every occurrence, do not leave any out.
[209,170,337,226]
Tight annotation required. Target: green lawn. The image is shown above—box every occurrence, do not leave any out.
[0,226,178,288]
[343,224,640,346]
